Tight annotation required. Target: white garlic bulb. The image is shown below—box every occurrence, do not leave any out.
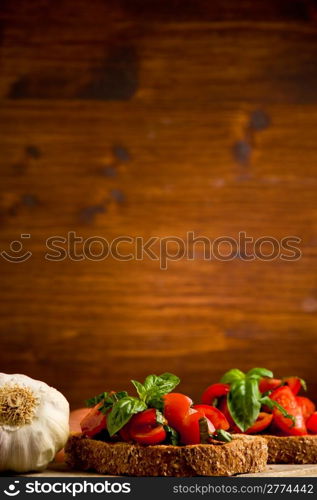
[0,373,69,472]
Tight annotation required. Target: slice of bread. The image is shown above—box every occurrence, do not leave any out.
[65,434,268,476]
[263,435,317,464]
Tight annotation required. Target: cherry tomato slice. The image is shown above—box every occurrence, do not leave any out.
[270,386,307,436]
[201,383,230,406]
[245,412,273,434]
[296,396,316,421]
[120,409,158,442]
[307,412,317,434]
[119,422,131,441]
[259,378,282,393]
[179,410,215,445]
[193,404,229,430]
[129,408,158,427]
[129,409,166,445]
[283,377,302,395]
[80,403,107,438]
[129,424,166,445]
[163,393,193,431]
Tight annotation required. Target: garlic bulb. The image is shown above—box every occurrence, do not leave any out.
[0,373,69,472]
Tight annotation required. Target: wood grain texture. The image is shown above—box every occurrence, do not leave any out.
[0,0,317,408]
[22,463,317,478]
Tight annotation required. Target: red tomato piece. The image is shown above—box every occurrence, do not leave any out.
[270,386,307,436]
[80,403,107,438]
[296,396,316,421]
[163,393,193,430]
[283,377,302,395]
[129,408,158,427]
[202,383,230,405]
[259,378,282,393]
[245,412,273,434]
[193,404,229,430]
[129,425,166,445]
[129,409,166,445]
[179,409,215,445]
[307,412,317,434]
[119,422,131,441]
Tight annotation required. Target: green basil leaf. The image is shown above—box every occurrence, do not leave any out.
[213,429,232,443]
[164,425,179,445]
[247,367,273,379]
[155,410,167,425]
[144,373,180,396]
[86,390,129,410]
[113,391,129,400]
[228,377,261,431]
[148,397,164,411]
[131,373,180,406]
[85,392,108,408]
[220,369,245,385]
[159,372,180,387]
[107,397,147,436]
[131,380,145,399]
[155,410,179,445]
[99,391,129,414]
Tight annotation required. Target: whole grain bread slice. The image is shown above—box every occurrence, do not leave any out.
[263,434,317,464]
[65,434,268,476]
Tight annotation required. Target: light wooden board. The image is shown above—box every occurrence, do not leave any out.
[21,463,317,477]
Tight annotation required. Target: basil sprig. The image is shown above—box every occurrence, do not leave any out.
[85,373,180,438]
[221,367,295,432]
[107,397,147,436]
[213,429,232,443]
[86,391,128,410]
[131,373,180,409]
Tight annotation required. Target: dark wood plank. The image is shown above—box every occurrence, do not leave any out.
[0,0,317,407]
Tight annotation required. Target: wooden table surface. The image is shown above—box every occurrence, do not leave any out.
[0,0,317,406]
[21,463,317,478]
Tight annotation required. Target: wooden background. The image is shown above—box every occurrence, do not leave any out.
[1,0,317,408]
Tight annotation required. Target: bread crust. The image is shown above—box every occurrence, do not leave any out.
[65,434,268,476]
[263,434,317,464]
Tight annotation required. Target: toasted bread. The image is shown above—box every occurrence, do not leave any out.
[65,434,268,476]
[263,434,317,464]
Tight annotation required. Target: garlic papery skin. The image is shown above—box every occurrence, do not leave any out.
[0,373,69,472]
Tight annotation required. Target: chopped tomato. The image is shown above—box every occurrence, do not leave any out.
[179,409,215,445]
[119,423,131,441]
[259,378,282,393]
[201,383,230,405]
[128,408,166,445]
[129,408,158,426]
[193,404,229,430]
[129,424,166,445]
[270,386,307,436]
[307,412,317,434]
[296,396,316,420]
[163,393,193,430]
[283,377,302,395]
[245,412,273,434]
[80,403,107,438]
